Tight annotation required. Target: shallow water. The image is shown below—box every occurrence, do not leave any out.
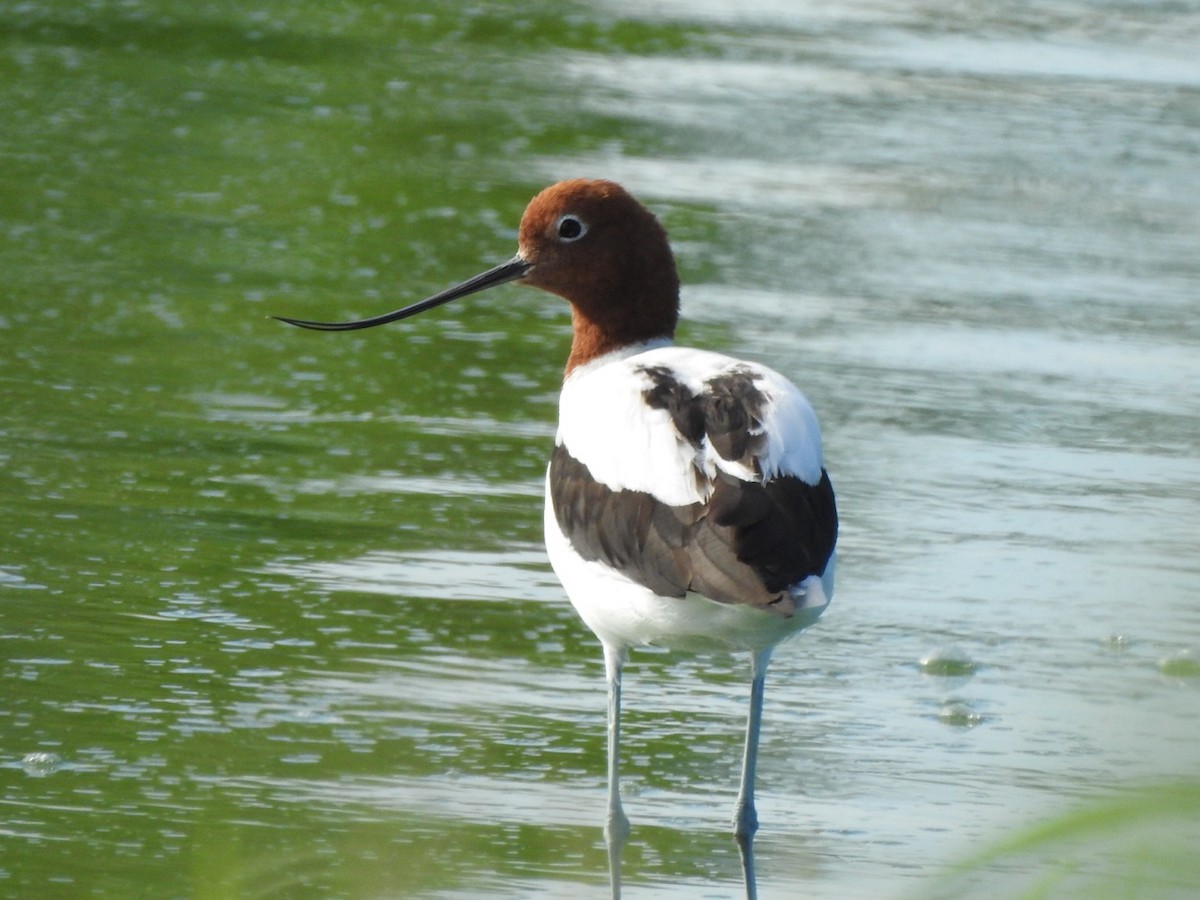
[2,1,1198,897]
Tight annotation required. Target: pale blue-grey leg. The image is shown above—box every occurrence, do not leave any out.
[734,648,773,900]
[603,643,630,899]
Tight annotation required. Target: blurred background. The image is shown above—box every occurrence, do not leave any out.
[2,1,1198,897]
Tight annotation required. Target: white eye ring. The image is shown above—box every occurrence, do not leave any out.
[555,214,588,243]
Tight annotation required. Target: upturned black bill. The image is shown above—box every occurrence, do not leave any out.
[272,256,531,331]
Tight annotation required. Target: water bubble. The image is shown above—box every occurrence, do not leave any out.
[1159,648,1200,679]
[1104,634,1132,652]
[938,700,985,729]
[919,645,978,678]
[22,751,61,777]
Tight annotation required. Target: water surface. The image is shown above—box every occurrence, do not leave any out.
[2,1,1198,897]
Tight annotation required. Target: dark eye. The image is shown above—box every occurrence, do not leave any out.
[556,214,587,243]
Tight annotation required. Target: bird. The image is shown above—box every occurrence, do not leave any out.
[275,179,837,898]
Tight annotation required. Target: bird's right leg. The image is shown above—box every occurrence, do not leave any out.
[734,647,773,900]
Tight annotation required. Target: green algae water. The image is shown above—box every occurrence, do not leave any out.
[2,1,1198,897]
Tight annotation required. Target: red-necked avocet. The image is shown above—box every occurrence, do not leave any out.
[276,179,837,897]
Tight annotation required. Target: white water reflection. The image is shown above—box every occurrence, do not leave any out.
[267,547,560,602]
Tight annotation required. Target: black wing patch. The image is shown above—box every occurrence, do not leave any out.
[549,365,837,617]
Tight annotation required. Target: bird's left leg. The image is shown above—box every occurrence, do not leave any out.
[603,643,630,899]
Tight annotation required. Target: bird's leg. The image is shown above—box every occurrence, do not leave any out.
[734,648,772,900]
[603,643,630,899]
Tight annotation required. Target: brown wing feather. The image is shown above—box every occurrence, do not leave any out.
[548,445,837,615]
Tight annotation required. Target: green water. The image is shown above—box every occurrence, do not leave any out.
[3,4,594,895]
[4,1,1199,897]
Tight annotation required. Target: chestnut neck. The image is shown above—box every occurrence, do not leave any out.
[563,275,679,375]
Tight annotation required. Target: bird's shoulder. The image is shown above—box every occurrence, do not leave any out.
[557,344,824,499]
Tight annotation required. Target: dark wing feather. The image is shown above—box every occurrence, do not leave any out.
[549,445,837,616]
[709,469,838,593]
[549,445,694,598]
